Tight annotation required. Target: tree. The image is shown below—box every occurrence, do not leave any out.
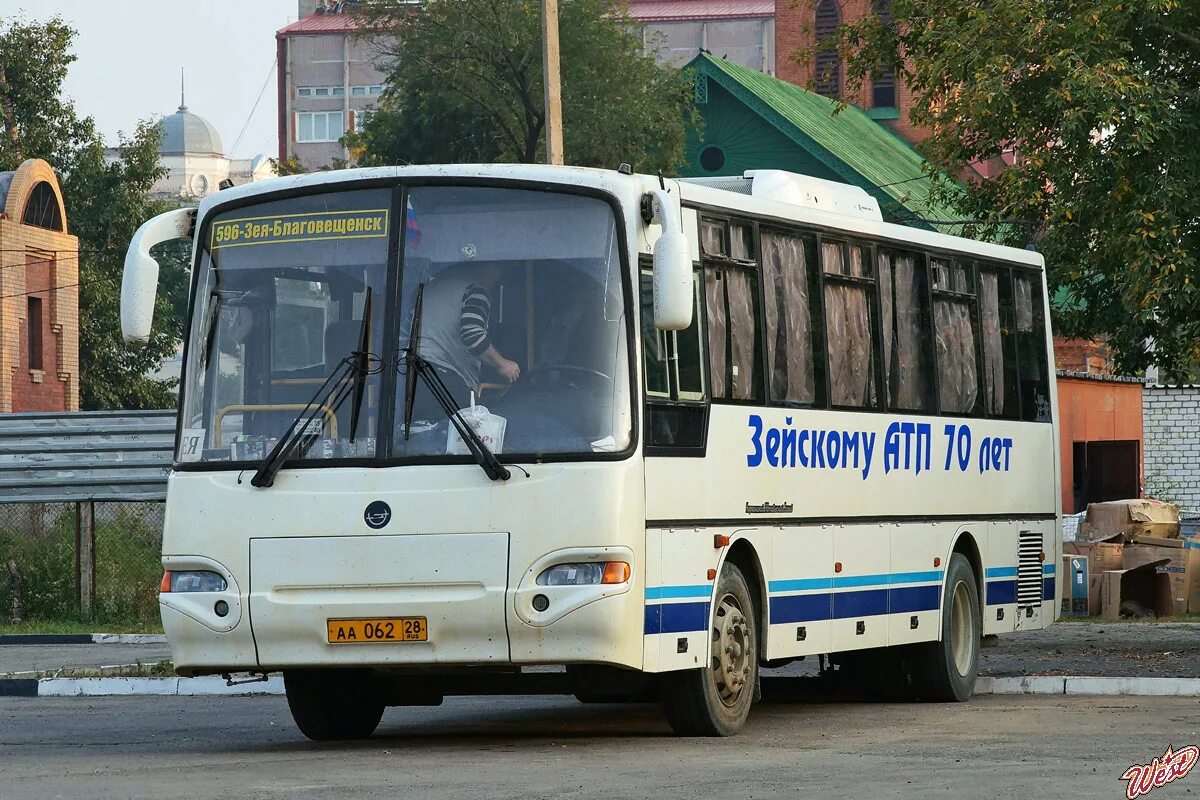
[809,0,1200,378]
[0,16,186,408]
[350,0,695,172]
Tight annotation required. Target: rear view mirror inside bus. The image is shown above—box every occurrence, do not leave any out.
[648,189,693,330]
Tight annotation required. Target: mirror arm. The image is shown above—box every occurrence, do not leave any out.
[121,207,196,345]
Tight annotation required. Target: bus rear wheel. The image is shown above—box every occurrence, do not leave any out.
[661,563,758,736]
[284,669,385,741]
[912,553,980,702]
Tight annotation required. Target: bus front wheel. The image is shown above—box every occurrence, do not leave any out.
[284,669,385,741]
[912,553,981,701]
[661,562,758,736]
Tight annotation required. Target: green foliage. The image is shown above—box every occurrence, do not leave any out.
[350,0,695,172]
[0,16,185,408]
[0,503,163,623]
[808,0,1200,378]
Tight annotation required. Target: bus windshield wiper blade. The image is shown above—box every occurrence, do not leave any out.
[251,288,375,488]
[402,283,509,482]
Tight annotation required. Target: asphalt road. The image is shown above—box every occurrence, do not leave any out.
[2,693,1198,799]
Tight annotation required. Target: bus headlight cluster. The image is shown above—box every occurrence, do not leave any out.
[536,561,630,586]
[160,570,227,593]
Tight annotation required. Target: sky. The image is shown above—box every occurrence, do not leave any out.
[2,0,299,159]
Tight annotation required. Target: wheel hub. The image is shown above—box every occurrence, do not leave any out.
[711,594,752,706]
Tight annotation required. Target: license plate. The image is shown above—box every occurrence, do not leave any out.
[326,617,428,644]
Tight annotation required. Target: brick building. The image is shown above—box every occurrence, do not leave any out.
[1143,386,1200,513]
[0,159,79,412]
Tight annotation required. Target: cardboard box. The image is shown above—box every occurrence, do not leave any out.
[1087,537,1125,615]
[1060,555,1089,616]
[1081,499,1180,541]
[1124,539,1196,616]
[1101,559,1173,619]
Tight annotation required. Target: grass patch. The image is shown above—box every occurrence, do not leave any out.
[28,660,175,679]
[0,617,164,635]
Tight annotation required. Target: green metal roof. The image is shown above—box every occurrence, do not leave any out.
[686,54,962,227]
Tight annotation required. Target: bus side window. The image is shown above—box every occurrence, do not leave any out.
[822,240,878,408]
[1015,273,1051,421]
[931,258,983,415]
[642,267,708,451]
[761,229,822,406]
[703,218,762,403]
[978,266,1021,419]
[878,248,934,412]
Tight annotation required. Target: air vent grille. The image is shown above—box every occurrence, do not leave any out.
[1017,530,1043,608]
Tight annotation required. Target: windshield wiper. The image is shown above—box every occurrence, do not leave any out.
[402,284,510,482]
[250,288,374,488]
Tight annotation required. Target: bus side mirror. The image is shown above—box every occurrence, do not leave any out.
[647,189,693,331]
[121,207,196,345]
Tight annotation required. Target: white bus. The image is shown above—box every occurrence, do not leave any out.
[122,165,1060,739]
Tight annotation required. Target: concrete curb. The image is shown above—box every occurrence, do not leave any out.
[975,676,1200,696]
[0,634,167,645]
[2,675,1199,698]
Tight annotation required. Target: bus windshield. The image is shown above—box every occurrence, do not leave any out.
[177,185,632,466]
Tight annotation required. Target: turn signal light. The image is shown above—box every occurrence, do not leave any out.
[537,562,631,586]
[160,570,227,593]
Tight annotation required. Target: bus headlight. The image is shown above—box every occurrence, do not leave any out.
[160,570,227,593]
[536,562,630,586]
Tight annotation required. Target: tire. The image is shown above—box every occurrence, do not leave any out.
[911,553,981,702]
[284,669,385,741]
[661,562,758,736]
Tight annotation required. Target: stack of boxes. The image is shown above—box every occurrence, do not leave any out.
[1062,500,1198,618]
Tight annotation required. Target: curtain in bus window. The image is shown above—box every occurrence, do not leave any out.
[979,270,1005,414]
[934,298,979,413]
[879,251,931,410]
[701,220,725,257]
[705,268,728,398]
[730,224,754,261]
[726,268,759,400]
[761,231,814,404]
[1015,274,1034,332]
[824,281,875,406]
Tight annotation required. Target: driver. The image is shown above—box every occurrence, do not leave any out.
[413,262,520,414]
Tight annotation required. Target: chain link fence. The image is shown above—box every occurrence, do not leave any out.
[0,501,164,625]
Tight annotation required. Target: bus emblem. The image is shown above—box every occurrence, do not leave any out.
[364,501,392,530]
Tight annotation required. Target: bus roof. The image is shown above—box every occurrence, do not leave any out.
[196,164,1044,271]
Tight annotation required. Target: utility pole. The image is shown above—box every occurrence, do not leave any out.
[541,0,564,165]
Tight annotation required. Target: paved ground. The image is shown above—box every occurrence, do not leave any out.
[0,643,171,676]
[2,693,1198,799]
[2,622,1197,678]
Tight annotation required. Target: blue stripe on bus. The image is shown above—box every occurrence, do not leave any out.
[985,566,1018,579]
[644,601,709,634]
[1043,577,1055,600]
[644,585,712,600]
[986,579,1016,605]
[767,571,943,594]
[767,585,940,624]
[1043,564,1056,575]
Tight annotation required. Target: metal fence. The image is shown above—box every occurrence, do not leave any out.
[0,411,173,624]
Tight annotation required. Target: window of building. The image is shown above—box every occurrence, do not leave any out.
[814,0,842,97]
[27,296,43,371]
[297,111,345,143]
[22,182,63,231]
[352,85,384,97]
[354,109,375,133]
[297,85,345,98]
[871,0,897,107]
[822,241,877,407]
